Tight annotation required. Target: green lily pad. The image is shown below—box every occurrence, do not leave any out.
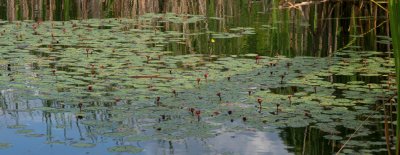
[71,142,96,148]
[0,143,12,149]
[107,145,144,154]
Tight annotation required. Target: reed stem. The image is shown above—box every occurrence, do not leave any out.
[388,0,400,154]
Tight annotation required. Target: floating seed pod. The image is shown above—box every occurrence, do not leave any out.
[216,92,221,101]
[255,55,261,64]
[87,85,93,91]
[196,78,201,85]
[195,110,201,122]
[257,98,263,107]
[204,73,208,82]
[172,89,177,97]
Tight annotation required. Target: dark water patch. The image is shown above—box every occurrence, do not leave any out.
[96,25,114,29]
[269,86,299,95]
[29,49,51,57]
[56,66,75,72]
[332,88,346,98]
[323,74,387,84]
[356,74,387,84]
[330,75,355,84]
[280,127,335,154]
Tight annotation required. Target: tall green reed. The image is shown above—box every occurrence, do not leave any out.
[388,0,400,154]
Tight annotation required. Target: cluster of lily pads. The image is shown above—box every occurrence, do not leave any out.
[0,15,396,154]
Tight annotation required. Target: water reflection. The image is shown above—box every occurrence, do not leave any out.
[0,0,391,56]
[0,92,291,155]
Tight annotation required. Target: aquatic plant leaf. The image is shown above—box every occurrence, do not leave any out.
[323,135,343,140]
[71,142,96,148]
[107,145,144,154]
[0,143,12,149]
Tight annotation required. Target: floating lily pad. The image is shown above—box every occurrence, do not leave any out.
[7,125,26,129]
[107,145,144,154]
[323,135,343,140]
[0,143,12,149]
[16,129,34,134]
[126,135,153,142]
[71,142,96,148]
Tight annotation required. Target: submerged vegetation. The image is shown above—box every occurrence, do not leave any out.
[0,0,398,155]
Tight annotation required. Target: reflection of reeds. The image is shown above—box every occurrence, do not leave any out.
[5,0,209,20]
[388,0,400,154]
[384,105,392,155]
[2,0,392,56]
[7,0,15,21]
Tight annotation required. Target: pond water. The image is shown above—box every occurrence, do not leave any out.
[0,1,396,155]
